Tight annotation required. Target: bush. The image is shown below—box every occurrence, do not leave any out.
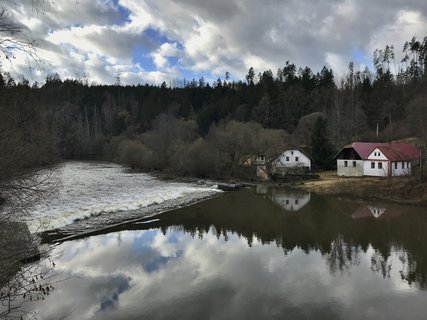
[117,140,153,169]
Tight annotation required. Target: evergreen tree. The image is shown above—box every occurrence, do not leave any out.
[311,117,336,170]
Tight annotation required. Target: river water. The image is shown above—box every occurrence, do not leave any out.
[2,162,427,319]
[23,161,221,233]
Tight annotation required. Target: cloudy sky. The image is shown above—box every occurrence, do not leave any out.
[2,0,427,85]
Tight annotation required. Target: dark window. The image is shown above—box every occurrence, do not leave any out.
[291,151,293,155]
[344,161,348,167]
[394,162,398,169]
[286,157,289,161]
[352,161,356,167]
[295,157,299,162]
[285,200,289,205]
[402,162,404,169]
[378,163,383,169]
[371,162,375,169]
[295,199,299,204]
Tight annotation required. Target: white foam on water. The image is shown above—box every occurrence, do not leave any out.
[23,162,221,232]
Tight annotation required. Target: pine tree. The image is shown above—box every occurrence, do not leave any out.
[311,117,336,170]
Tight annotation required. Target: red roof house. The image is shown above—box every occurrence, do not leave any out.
[335,142,420,177]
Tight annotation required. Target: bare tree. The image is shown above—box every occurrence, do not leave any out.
[0,2,41,65]
[0,94,60,222]
[0,3,64,318]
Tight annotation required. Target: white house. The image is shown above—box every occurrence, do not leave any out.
[335,142,420,177]
[255,148,311,180]
[271,149,311,175]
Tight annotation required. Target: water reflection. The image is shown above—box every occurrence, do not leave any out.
[270,189,311,211]
[0,223,61,319]
[256,185,312,212]
[12,189,427,319]
[351,203,403,220]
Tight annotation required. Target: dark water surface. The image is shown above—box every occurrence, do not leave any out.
[14,188,427,319]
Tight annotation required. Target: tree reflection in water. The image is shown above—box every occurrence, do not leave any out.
[25,187,427,319]
[327,234,361,274]
[0,223,62,319]
[41,188,427,291]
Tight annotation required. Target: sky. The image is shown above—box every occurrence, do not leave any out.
[1,0,427,86]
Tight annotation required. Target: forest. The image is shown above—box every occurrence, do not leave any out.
[1,36,426,180]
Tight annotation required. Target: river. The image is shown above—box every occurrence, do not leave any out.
[23,161,222,233]
[2,162,427,319]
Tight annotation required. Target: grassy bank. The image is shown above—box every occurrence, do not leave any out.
[292,171,427,205]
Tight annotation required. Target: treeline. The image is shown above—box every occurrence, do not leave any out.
[0,36,426,179]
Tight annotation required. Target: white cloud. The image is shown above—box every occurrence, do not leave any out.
[325,52,349,79]
[366,10,427,70]
[152,42,180,69]
[1,0,427,84]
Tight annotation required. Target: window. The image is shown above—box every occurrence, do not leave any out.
[285,200,289,205]
[291,151,294,155]
[344,161,348,167]
[378,152,381,156]
[394,162,398,169]
[352,161,356,167]
[295,157,299,162]
[286,157,289,161]
[371,162,375,169]
[402,162,405,169]
[295,199,299,205]
[374,152,377,156]
[378,163,383,169]
[407,162,410,168]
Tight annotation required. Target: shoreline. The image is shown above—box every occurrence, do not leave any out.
[284,171,427,207]
[125,163,427,206]
[58,160,427,207]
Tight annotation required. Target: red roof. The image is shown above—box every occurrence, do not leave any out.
[341,142,420,161]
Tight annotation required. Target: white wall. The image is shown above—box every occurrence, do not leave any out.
[337,159,364,176]
[391,161,411,176]
[363,161,389,177]
[367,148,388,161]
[274,150,311,170]
[365,149,390,176]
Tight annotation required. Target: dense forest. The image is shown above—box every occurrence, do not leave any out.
[1,36,426,180]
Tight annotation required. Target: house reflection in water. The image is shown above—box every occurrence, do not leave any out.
[351,203,403,220]
[270,189,311,211]
[367,206,386,218]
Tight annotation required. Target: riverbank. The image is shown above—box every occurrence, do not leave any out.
[290,171,427,206]
[120,161,427,206]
